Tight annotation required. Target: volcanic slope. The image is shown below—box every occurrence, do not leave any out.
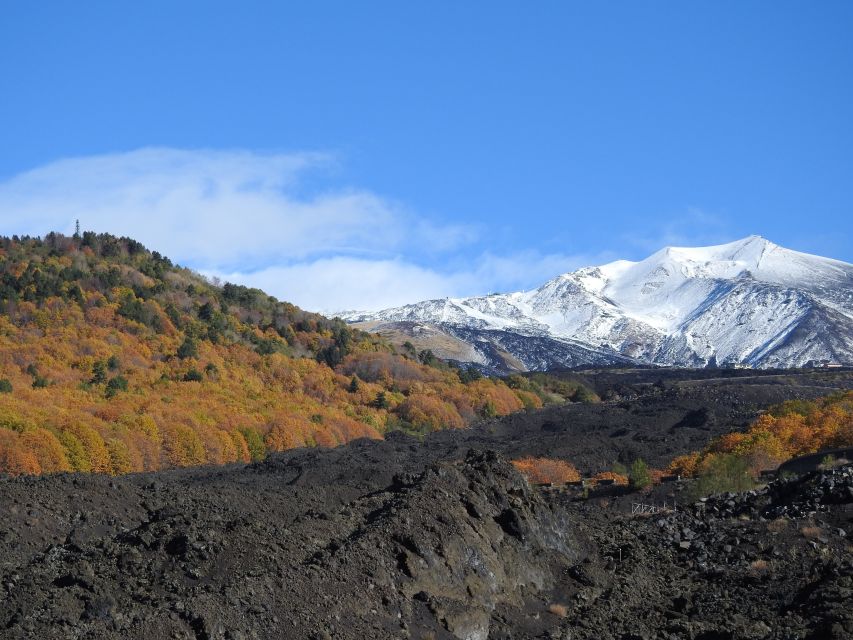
[2,369,853,639]
[1,436,851,639]
[346,236,853,372]
[427,368,853,473]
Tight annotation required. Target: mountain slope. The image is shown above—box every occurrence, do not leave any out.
[0,232,539,476]
[345,236,853,372]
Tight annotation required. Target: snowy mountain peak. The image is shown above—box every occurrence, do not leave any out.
[344,237,853,372]
[630,236,776,276]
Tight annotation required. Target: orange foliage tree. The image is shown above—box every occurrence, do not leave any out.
[512,456,581,484]
[397,394,466,432]
[590,471,629,486]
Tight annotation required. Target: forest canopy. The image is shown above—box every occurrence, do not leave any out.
[0,232,550,476]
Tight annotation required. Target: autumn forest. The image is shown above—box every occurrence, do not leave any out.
[0,232,549,476]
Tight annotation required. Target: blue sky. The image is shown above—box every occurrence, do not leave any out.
[1,1,851,311]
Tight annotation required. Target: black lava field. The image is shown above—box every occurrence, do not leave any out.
[2,369,852,640]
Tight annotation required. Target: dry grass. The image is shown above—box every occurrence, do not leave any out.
[547,603,568,618]
[766,518,788,534]
[749,559,770,574]
[800,525,823,540]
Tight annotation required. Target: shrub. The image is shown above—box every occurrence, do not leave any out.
[767,518,788,534]
[0,379,11,393]
[21,428,71,473]
[58,431,91,472]
[572,385,600,404]
[458,365,482,383]
[800,525,823,540]
[592,471,629,486]
[514,389,543,410]
[105,375,129,398]
[183,369,203,382]
[670,391,853,481]
[688,454,754,498]
[239,427,266,462]
[0,431,41,474]
[339,352,430,384]
[629,458,652,489]
[749,559,770,576]
[481,399,497,418]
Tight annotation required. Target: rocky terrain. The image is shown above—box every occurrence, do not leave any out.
[555,463,853,640]
[1,369,852,639]
[427,368,853,472]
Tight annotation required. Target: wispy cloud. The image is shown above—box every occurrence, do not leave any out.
[0,148,602,312]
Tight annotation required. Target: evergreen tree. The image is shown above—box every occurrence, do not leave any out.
[177,336,198,359]
[91,360,107,384]
[629,458,652,489]
[198,301,215,321]
[105,375,128,398]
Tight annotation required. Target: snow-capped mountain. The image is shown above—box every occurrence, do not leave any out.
[343,236,853,372]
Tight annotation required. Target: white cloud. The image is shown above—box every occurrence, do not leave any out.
[205,258,467,313]
[209,250,608,313]
[0,148,601,312]
[0,147,471,270]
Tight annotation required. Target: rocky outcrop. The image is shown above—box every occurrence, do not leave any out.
[0,451,585,640]
[317,451,585,639]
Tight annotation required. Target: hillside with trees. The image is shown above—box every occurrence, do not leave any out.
[0,232,544,475]
[668,390,853,482]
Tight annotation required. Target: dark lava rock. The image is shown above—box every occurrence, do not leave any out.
[0,450,588,639]
[1,369,852,639]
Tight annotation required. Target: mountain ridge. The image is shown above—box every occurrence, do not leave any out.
[343,236,853,372]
